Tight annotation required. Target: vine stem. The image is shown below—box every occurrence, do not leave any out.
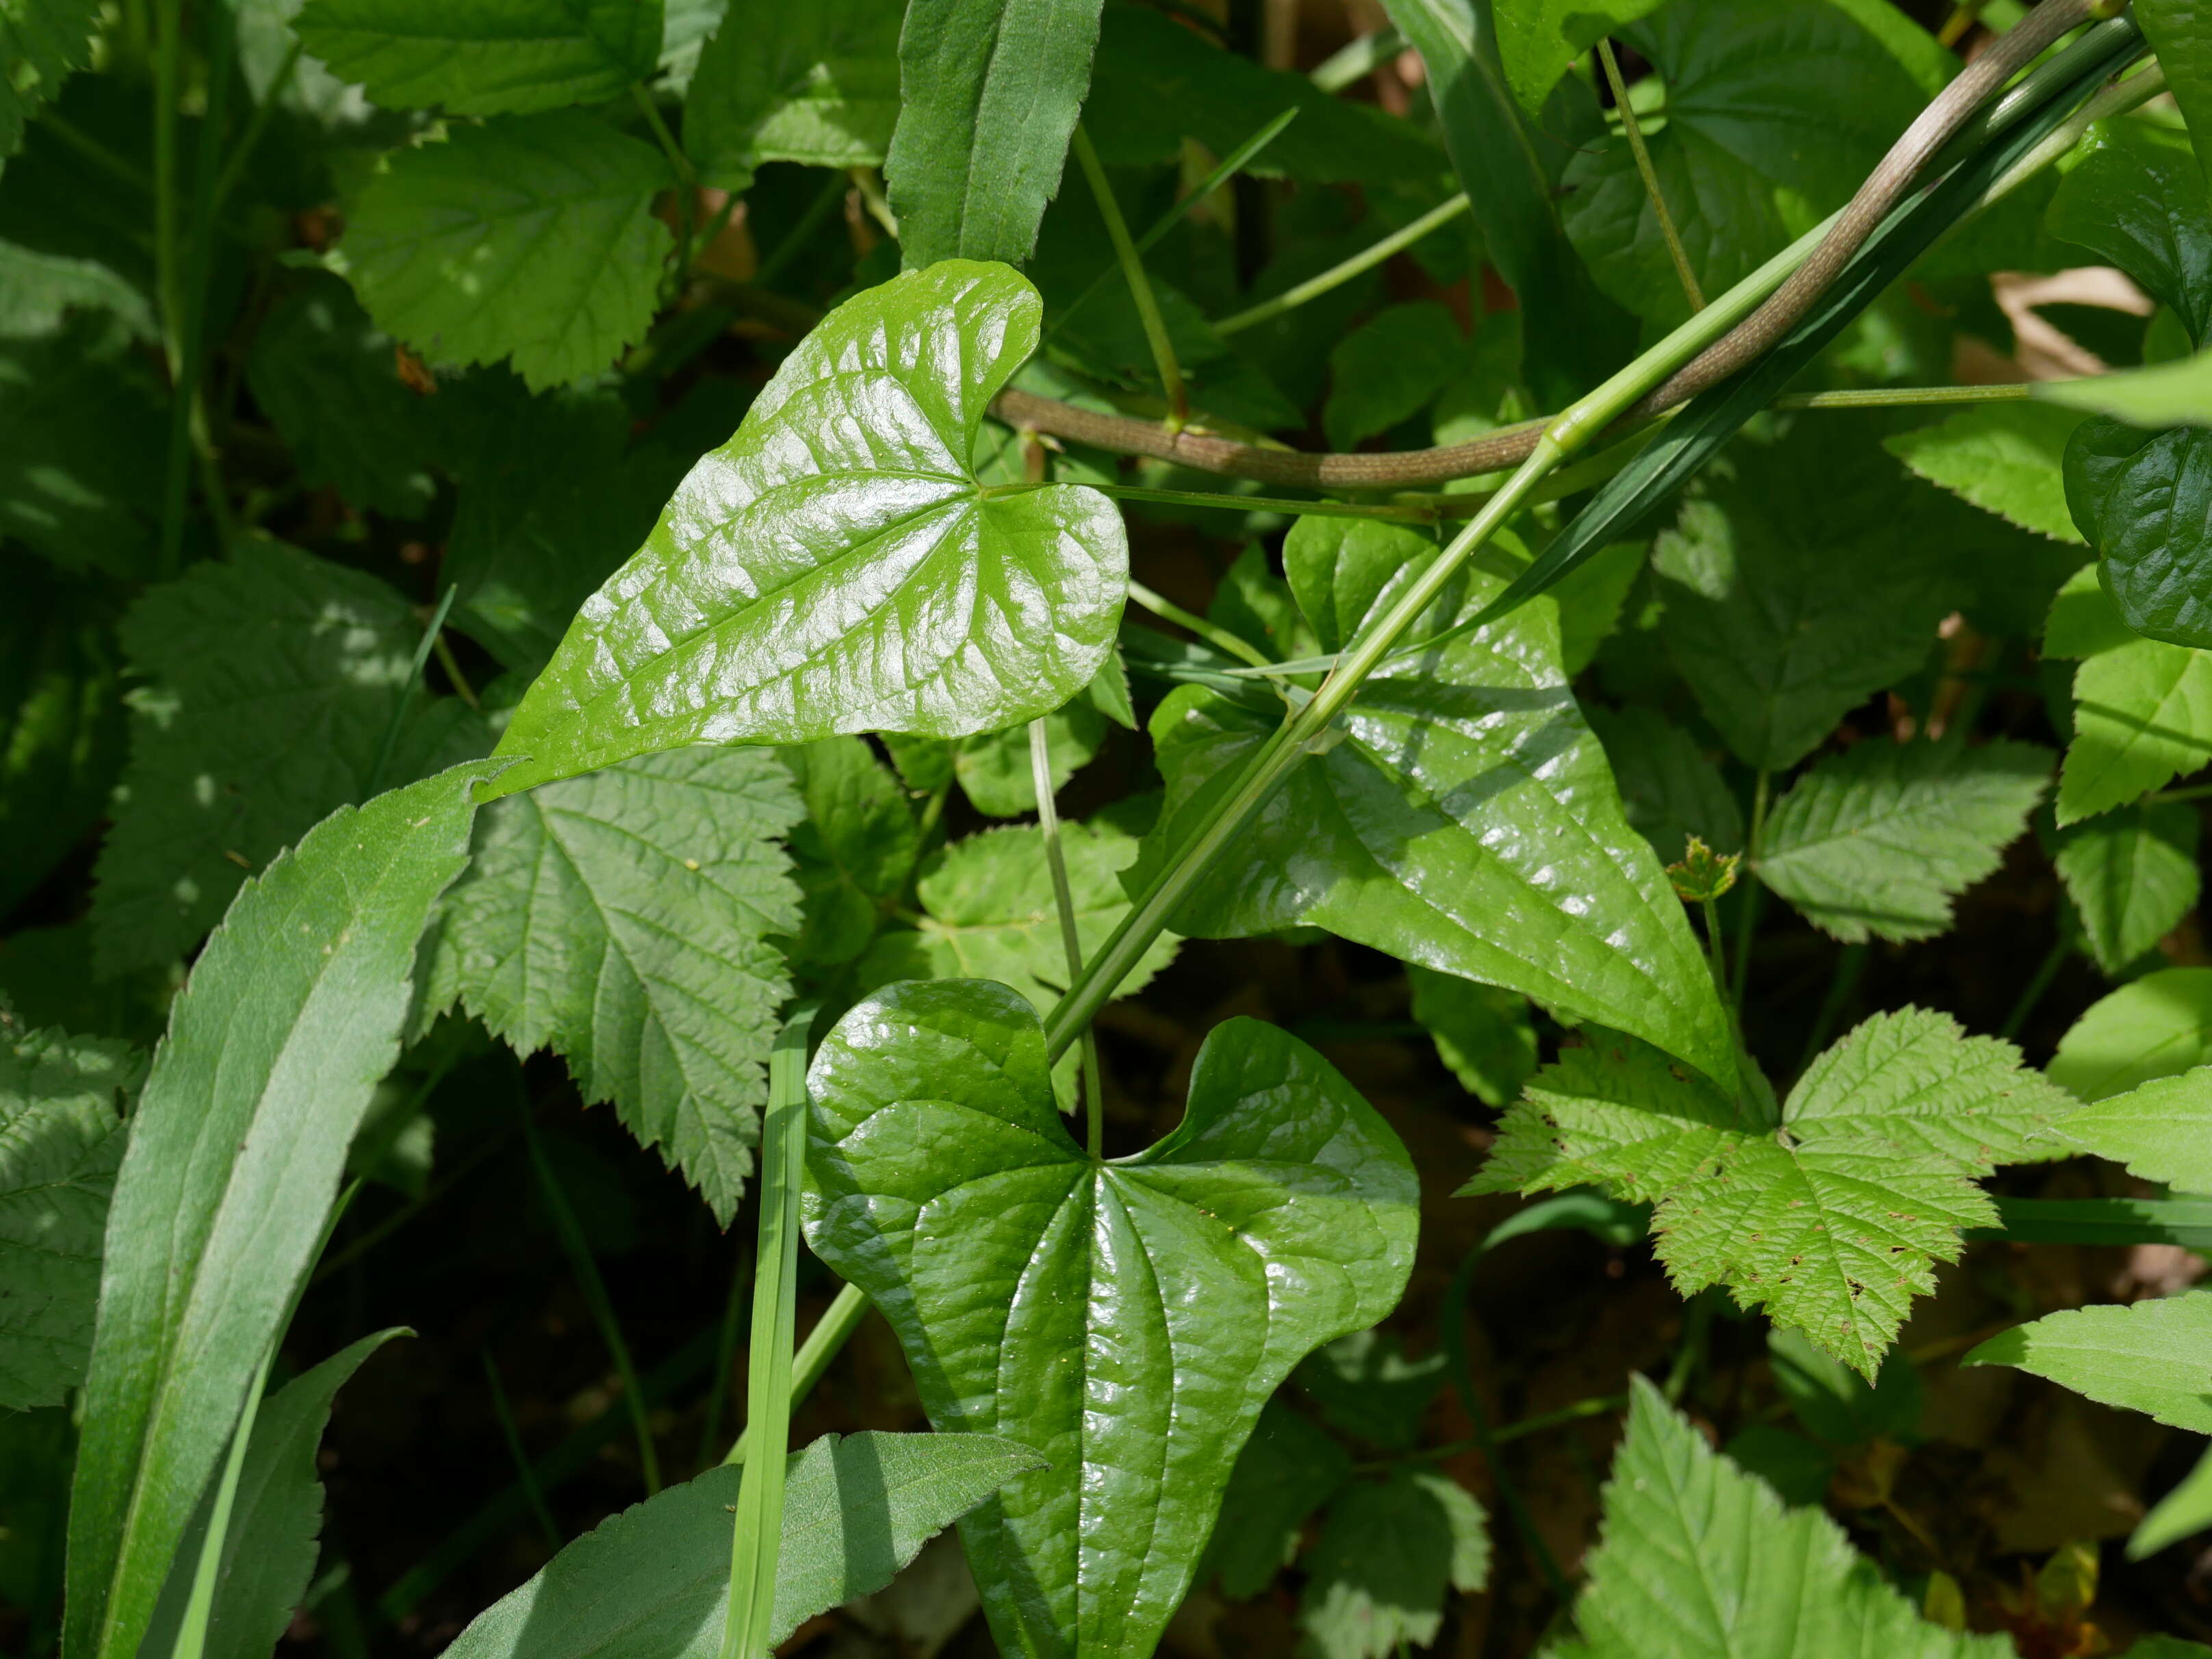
[1079,480,1437,524]
[1213,192,1471,335]
[633,83,699,282]
[1597,38,1704,311]
[1126,579,1274,669]
[1730,771,1771,1020]
[1071,125,1187,428]
[723,1283,871,1467]
[1030,721,1107,1157]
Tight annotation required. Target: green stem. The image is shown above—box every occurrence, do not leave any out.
[524,1107,662,1495]
[1078,479,1435,524]
[1795,942,1867,1077]
[1030,720,1107,1157]
[158,0,233,575]
[152,0,182,382]
[693,190,743,265]
[696,1240,751,1474]
[209,38,303,214]
[1071,125,1187,428]
[720,1009,817,1659]
[1731,771,1771,1018]
[2000,924,2075,1042]
[1597,39,1703,311]
[1310,27,1406,92]
[1662,1291,1716,1404]
[1367,1392,1630,1469]
[756,172,849,287]
[632,83,699,281]
[1699,897,1729,999]
[2150,779,2212,804]
[723,1282,872,1467]
[1773,382,2033,410]
[364,584,458,799]
[170,1348,275,1659]
[1215,193,1471,336]
[1125,579,1273,669]
[483,1350,561,1549]
[849,166,897,239]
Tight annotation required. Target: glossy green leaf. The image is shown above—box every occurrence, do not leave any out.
[780,737,918,966]
[422,747,803,1224]
[0,0,101,164]
[0,1017,135,1411]
[64,763,493,1659]
[1562,0,1933,331]
[292,0,662,115]
[1966,1292,2212,1435]
[2042,569,2212,823]
[2046,1067,2212,1194]
[1298,1471,1488,1659]
[1755,738,2051,944]
[2048,968,2212,1102]
[1202,1402,1351,1600]
[0,556,125,920]
[1407,963,1536,1109]
[1379,0,1634,404]
[140,1330,408,1659]
[246,271,440,521]
[2064,416,2212,650]
[2139,0,2212,191]
[1651,439,1959,771]
[803,981,1419,1659]
[2053,799,2202,975]
[335,114,673,392]
[884,0,1103,268]
[2041,349,2212,430]
[2048,122,2212,348]
[1883,403,2087,546]
[90,541,488,974]
[1322,302,1465,451]
[1493,0,1665,117]
[1586,705,1744,866]
[1081,4,1442,185]
[1550,1378,2011,1658]
[1139,517,1734,1089]
[491,262,1127,795]
[682,0,899,192]
[442,1430,1041,1658]
[1471,1009,2073,1374]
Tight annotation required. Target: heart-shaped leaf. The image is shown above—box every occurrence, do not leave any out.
[801,979,1418,1659]
[491,261,1127,797]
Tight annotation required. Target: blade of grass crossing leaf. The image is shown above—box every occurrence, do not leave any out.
[723,1283,873,1467]
[721,1006,816,1659]
[364,584,457,800]
[523,1107,660,1495]
[1029,718,1106,1155]
[1068,125,1185,426]
[65,763,496,1659]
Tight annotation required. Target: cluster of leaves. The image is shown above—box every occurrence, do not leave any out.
[6,0,2212,1654]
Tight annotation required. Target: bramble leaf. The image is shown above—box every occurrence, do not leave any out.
[0,1016,136,1411]
[1884,403,2087,545]
[440,1430,1044,1659]
[90,541,489,974]
[422,747,804,1225]
[1298,1471,1488,1659]
[491,262,1127,795]
[803,981,1419,1659]
[335,114,673,392]
[682,0,899,191]
[2042,567,2212,823]
[1549,1378,2011,1658]
[1967,1293,2212,1435]
[1140,517,1736,1089]
[2053,799,2202,975]
[884,0,1103,268]
[2049,968,2212,1102]
[1755,738,2051,944]
[2046,1066,2212,1194]
[66,764,493,1659]
[780,737,918,967]
[292,0,663,116]
[0,0,101,164]
[1469,1009,2072,1374]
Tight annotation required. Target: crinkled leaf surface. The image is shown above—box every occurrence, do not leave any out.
[1547,1378,2011,1658]
[1202,1401,1350,1599]
[292,0,662,115]
[2049,968,2212,1102]
[1137,517,1734,1089]
[2053,799,2202,975]
[90,541,487,974]
[0,1017,135,1410]
[1967,1293,2212,1435]
[335,114,672,392]
[423,747,803,1224]
[884,0,1102,268]
[1471,1009,2072,1375]
[0,0,101,163]
[441,1430,1043,1659]
[1755,738,2051,944]
[1884,403,2087,545]
[1561,0,1935,331]
[1652,437,1959,771]
[65,764,492,1659]
[1586,706,1743,867]
[492,262,1127,795]
[1493,0,1666,118]
[683,0,899,191]
[2042,567,2212,823]
[2047,1066,2212,1194]
[780,737,918,966]
[1298,1470,1488,1659]
[802,981,1419,1659]
[140,1329,408,1659]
